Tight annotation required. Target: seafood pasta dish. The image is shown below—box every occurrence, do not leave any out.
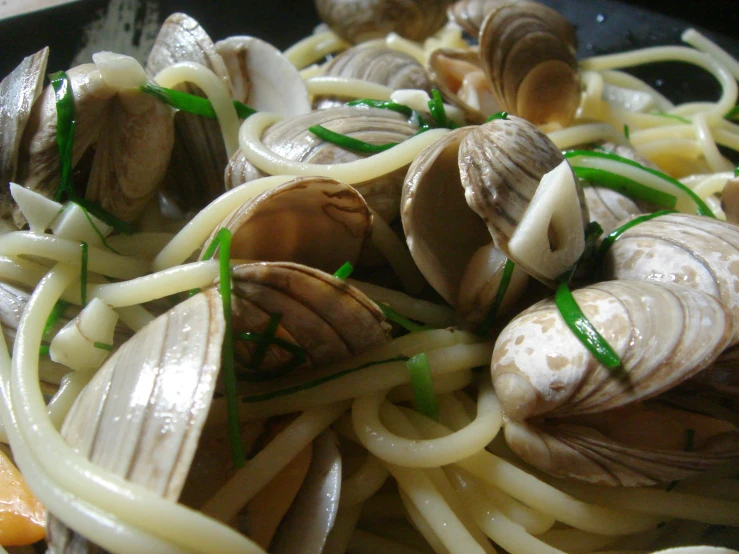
[0,0,738,552]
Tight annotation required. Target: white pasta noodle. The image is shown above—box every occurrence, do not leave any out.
[305,76,395,100]
[283,30,350,70]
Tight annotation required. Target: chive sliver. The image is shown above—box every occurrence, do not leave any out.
[377,302,428,333]
[49,71,76,202]
[347,98,413,117]
[406,353,439,421]
[333,261,354,280]
[308,124,398,154]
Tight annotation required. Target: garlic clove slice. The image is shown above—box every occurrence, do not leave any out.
[9,182,61,234]
[506,160,584,285]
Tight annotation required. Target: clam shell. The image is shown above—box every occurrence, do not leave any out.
[315,0,453,43]
[401,127,528,321]
[583,186,643,236]
[315,44,431,110]
[478,1,579,126]
[207,176,373,274]
[226,106,418,222]
[146,13,232,211]
[48,289,225,551]
[447,0,517,37]
[0,48,48,221]
[229,261,390,382]
[603,213,739,345]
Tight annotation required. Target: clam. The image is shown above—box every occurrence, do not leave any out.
[446,0,518,37]
[226,106,419,222]
[314,0,453,43]
[0,48,48,221]
[228,261,391,382]
[721,175,739,225]
[492,279,739,486]
[215,36,311,116]
[583,186,643,236]
[206,176,373,275]
[14,63,174,226]
[401,127,529,325]
[478,1,580,127]
[48,289,225,551]
[314,44,431,110]
[427,47,500,124]
[146,13,233,211]
[602,213,739,345]
[459,115,590,286]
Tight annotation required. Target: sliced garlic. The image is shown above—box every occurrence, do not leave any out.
[49,298,119,371]
[93,51,148,90]
[50,203,112,246]
[9,182,62,233]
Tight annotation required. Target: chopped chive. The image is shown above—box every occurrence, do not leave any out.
[74,202,122,254]
[557,221,605,284]
[333,261,354,280]
[80,241,88,307]
[427,89,457,129]
[248,313,282,370]
[477,259,515,336]
[415,111,431,133]
[650,111,691,124]
[93,342,114,351]
[215,228,246,468]
[43,300,71,339]
[406,353,439,421]
[39,344,50,357]
[241,355,411,403]
[735,167,739,178]
[554,282,629,384]
[346,98,413,117]
[725,105,739,121]
[74,198,134,235]
[564,149,715,217]
[308,124,398,154]
[573,167,678,208]
[592,209,678,269]
[376,302,429,333]
[49,71,76,202]
[140,83,256,119]
[188,288,202,297]
[485,111,508,122]
[623,124,630,140]
[234,332,307,381]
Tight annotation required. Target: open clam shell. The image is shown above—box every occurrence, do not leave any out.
[603,213,739,345]
[206,176,373,275]
[478,1,579,126]
[315,0,453,43]
[401,127,528,324]
[492,280,737,486]
[447,0,518,37]
[0,48,48,221]
[146,13,232,211]
[48,289,225,551]
[226,106,418,222]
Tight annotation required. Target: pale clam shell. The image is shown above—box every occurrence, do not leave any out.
[478,1,579,126]
[446,0,518,37]
[315,0,453,43]
[146,13,232,211]
[207,176,373,275]
[0,47,48,221]
[583,186,643,237]
[48,289,225,551]
[226,106,418,222]
[603,213,739,345]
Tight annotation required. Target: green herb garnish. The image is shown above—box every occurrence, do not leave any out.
[333,261,354,280]
[485,111,508,122]
[650,111,691,124]
[43,300,71,338]
[308,124,398,154]
[74,198,134,235]
[140,83,256,119]
[554,281,629,384]
[247,313,282,371]
[623,124,630,140]
[476,258,515,336]
[725,105,739,121]
[377,302,429,333]
[49,71,76,202]
[592,209,677,269]
[93,342,114,351]
[406,353,439,421]
[241,355,411,403]
[80,241,88,307]
[427,89,457,129]
[347,98,413,117]
[39,344,50,357]
[557,221,604,283]
[211,228,246,468]
[234,331,307,381]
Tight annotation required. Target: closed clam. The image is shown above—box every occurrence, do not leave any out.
[446,0,517,37]
[226,106,419,222]
[314,44,431,110]
[459,115,589,286]
[402,127,529,325]
[478,1,580,126]
[492,279,738,486]
[0,48,48,221]
[15,63,174,225]
[206,176,373,274]
[315,0,453,43]
[602,213,739,345]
